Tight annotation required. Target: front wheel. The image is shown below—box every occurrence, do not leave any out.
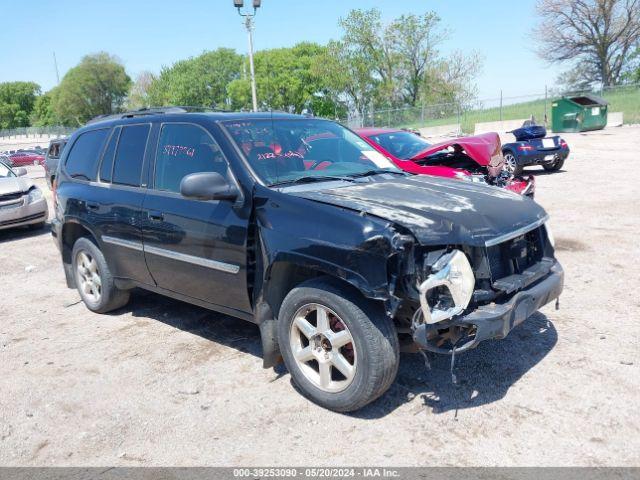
[503,151,523,176]
[543,158,565,171]
[278,278,399,412]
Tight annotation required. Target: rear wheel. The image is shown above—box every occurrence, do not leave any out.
[503,151,523,176]
[72,237,130,313]
[543,158,565,171]
[278,278,399,412]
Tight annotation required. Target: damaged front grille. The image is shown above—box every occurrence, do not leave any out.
[482,226,552,295]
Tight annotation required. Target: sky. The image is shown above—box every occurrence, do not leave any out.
[0,0,563,101]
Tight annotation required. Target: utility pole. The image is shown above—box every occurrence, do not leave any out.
[234,0,260,112]
[53,51,60,84]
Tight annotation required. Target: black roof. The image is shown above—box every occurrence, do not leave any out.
[86,107,307,127]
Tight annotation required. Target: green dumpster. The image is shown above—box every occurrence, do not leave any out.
[551,94,609,133]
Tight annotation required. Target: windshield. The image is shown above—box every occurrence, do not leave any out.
[368,131,432,160]
[222,118,400,186]
[0,162,14,178]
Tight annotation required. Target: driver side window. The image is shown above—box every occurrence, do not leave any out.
[154,123,229,193]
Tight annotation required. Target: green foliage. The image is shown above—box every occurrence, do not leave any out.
[126,71,155,110]
[52,52,131,125]
[147,48,242,107]
[30,90,58,126]
[229,42,343,117]
[320,8,481,114]
[0,81,41,129]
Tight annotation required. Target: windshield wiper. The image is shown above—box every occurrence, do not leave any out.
[348,169,407,179]
[270,175,357,187]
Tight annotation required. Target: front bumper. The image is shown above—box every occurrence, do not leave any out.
[505,175,535,197]
[0,196,48,230]
[413,261,564,353]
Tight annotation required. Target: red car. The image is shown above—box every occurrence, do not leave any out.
[356,128,535,197]
[9,152,45,167]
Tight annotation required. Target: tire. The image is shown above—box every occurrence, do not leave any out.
[71,237,130,313]
[543,158,565,171]
[503,151,523,176]
[277,277,399,412]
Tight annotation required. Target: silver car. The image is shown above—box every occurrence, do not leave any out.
[0,160,48,231]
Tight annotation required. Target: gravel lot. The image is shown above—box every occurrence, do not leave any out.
[1,126,639,466]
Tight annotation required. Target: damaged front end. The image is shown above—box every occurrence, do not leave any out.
[415,133,536,197]
[398,222,563,355]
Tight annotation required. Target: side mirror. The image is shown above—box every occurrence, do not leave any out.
[14,167,27,177]
[180,172,238,201]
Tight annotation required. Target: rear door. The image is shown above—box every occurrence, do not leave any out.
[141,122,251,314]
[97,123,155,285]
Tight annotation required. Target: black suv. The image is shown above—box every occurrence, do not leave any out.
[52,108,563,412]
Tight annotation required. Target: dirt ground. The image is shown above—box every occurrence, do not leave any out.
[1,126,639,467]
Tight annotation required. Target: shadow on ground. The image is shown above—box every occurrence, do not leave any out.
[121,289,263,359]
[0,223,50,243]
[354,313,557,418]
[114,291,557,418]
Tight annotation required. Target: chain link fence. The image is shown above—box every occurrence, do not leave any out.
[0,126,75,139]
[340,84,640,134]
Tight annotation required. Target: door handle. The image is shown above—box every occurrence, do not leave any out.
[86,202,99,211]
[148,211,164,221]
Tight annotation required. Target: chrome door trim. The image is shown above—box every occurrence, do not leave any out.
[101,235,240,274]
[102,235,144,252]
[144,244,240,274]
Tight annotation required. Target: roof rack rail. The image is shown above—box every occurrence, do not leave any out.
[85,106,229,125]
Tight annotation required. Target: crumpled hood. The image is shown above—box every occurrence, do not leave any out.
[413,132,505,177]
[0,177,32,196]
[290,176,548,247]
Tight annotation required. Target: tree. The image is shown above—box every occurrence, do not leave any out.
[52,52,131,125]
[148,48,242,107]
[388,12,446,106]
[228,42,342,117]
[321,8,482,115]
[534,0,640,87]
[0,81,41,129]
[31,89,59,126]
[126,71,155,110]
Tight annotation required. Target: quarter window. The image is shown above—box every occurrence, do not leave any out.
[65,129,110,181]
[112,124,150,187]
[99,127,120,183]
[154,123,229,193]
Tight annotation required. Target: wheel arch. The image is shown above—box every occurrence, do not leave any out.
[60,219,100,287]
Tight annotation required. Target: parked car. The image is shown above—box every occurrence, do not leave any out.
[9,151,45,167]
[357,128,535,197]
[45,137,68,190]
[0,159,48,231]
[52,108,563,412]
[502,124,570,175]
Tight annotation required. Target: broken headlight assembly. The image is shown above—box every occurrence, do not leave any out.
[417,250,475,324]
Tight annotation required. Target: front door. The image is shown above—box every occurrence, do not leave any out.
[141,122,251,314]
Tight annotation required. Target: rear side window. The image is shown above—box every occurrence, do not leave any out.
[65,129,109,181]
[112,124,150,187]
[99,128,120,183]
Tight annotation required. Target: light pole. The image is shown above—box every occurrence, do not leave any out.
[234,0,260,112]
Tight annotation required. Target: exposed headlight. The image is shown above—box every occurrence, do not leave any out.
[545,221,555,248]
[418,250,475,324]
[27,187,43,204]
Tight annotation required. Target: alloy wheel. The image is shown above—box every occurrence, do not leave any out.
[504,153,517,174]
[289,303,357,393]
[76,251,102,303]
